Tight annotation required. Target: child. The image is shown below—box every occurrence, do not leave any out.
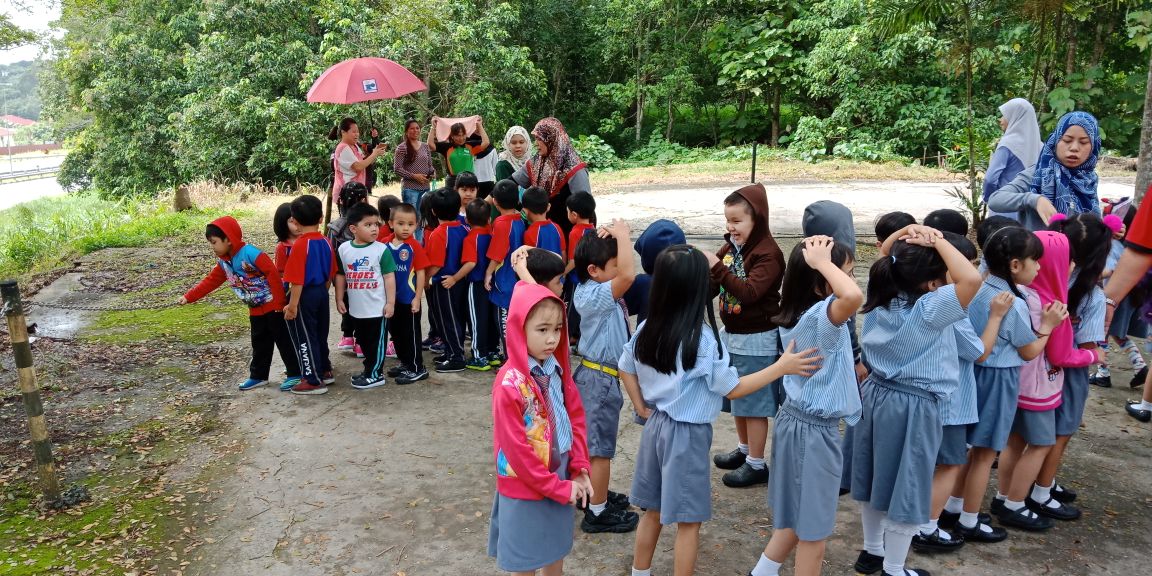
[1034,213,1113,515]
[487,282,592,575]
[335,203,398,389]
[565,191,598,344]
[620,244,820,576]
[429,116,490,190]
[522,187,566,258]
[946,227,1059,543]
[625,219,685,323]
[1092,204,1146,388]
[976,216,1019,252]
[874,212,916,247]
[426,188,471,373]
[420,191,444,353]
[181,216,300,391]
[462,199,501,370]
[330,182,370,356]
[272,202,296,286]
[511,245,567,297]
[923,208,969,236]
[851,224,982,576]
[384,204,430,385]
[708,184,786,490]
[282,195,338,395]
[572,220,639,533]
[747,236,862,576]
[376,194,402,240]
[455,171,480,225]
[486,179,528,338]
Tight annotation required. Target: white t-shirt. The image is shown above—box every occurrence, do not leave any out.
[337,241,397,318]
[337,146,360,183]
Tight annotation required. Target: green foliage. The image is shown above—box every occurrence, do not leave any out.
[571,135,621,170]
[0,61,41,119]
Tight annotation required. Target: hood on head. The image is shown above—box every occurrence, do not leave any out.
[635,219,686,274]
[211,216,244,256]
[802,200,856,254]
[730,183,773,246]
[1032,231,1070,303]
[505,282,571,373]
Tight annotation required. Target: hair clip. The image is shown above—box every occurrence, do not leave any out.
[1103,214,1124,234]
[1049,213,1068,223]
[890,255,897,264]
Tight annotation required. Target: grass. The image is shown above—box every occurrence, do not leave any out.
[86,291,249,345]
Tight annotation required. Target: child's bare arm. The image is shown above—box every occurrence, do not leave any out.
[1017,302,1067,360]
[284,284,303,320]
[413,270,426,312]
[444,262,475,288]
[384,272,396,318]
[802,236,863,325]
[727,342,822,398]
[619,371,650,420]
[604,219,634,300]
[335,275,348,315]
[485,259,501,291]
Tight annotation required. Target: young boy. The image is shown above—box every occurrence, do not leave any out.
[874,211,916,247]
[486,179,528,339]
[565,191,597,345]
[335,203,398,390]
[462,199,500,370]
[572,219,640,533]
[181,216,300,391]
[330,182,370,356]
[282,195,338,395]
[425,188,471,373]
[511,245,567,297]
[521,186,565,258]
[924,208,970,236]
[455,171,480,226]
[384,203,431,384]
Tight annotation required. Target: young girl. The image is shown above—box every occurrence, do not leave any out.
[489,282,591,576]
[619,245,820,576]
[272,202,302,392]
[851,224,981,576]
[1034,213,1112,514]
[947,227,1059,545]
[1092,204,1146,388]
[746,236,862,576]
[992,231,1088,531]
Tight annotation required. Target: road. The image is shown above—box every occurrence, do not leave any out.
[0,174,66,211]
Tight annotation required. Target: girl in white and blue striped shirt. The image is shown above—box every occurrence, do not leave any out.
[746,236,863,576]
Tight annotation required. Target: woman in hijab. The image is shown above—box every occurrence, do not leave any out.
[512,117,591,237]
[984,98,1042,219]
[987,111,1101,231]
[495,126,531,182]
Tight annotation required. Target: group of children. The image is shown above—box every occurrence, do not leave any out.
[487,185,1126,576]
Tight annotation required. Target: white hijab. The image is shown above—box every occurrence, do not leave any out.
[997,98,1042,168]
[499,126,531,172]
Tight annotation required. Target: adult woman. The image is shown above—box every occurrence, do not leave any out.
[987,111,1101,230]
[393,119,436,210]
[984,98,1042,219]
[495,126,531,182]
[329,117,386,200]
[512,117,590,237]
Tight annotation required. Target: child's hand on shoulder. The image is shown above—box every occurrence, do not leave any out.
[989,291,1014,318]
[778,340,822,377]
[1041,301,1069,330]
[704,250,719,268]
[801,235,835,266]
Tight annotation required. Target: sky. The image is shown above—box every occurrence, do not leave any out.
[0,1,61,65]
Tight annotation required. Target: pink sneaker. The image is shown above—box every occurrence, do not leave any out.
[385,341,397,358]
[354,344,364,358]
[337,336,356,350]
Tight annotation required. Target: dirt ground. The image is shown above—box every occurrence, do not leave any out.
[6,178,1151,576]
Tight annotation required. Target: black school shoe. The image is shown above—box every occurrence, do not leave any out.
[955,521,1008,543]
[1131,365,1148,388]
[576,490,630,512]
[434,359,466,373]
[1089,374,1113,388]
[853,550,884,574]
[713,448,747,470]
[938,510,991,530]
[1027,496,1082,520]
[911,528,964,553]
[722,462,769,488]
[1051,482,1078,503]
[1127,400,1152,422]
[990,497,1005,516]
[885,570,931,576]
[580,506,639,533]
[997,505,1054,531]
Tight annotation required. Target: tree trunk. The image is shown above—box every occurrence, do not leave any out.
[1041,9,1064,106]
[665,89,675,141]
[1029,10,1048,103]
[1136,48,1152,202]
[634,33,644,143]
[770,86,781,147]
[1064,21,1077,87]
[964,4,977,197]
[551,62,562,117]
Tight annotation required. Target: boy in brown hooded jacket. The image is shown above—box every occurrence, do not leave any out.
[706,183,787,488]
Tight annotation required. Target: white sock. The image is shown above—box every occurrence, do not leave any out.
[944,496,964,514]
[631,568,652,576]
[738,443,749,454]
[1138,400,1152,411]
[958,511,979,529]
[746,456,766,470]
[918,518,938,536]
[881,519,917,575]
[994,492,1007,501]
[861,505,886,556]
[589,502,606,516]
[1031,482,1053,503]
[1004,499,1025,511]
[750,553,782,576]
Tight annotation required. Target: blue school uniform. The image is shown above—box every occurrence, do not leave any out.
[968,277,1037,450]
[853,285,967,525]
[939,319,983,465]
[1059,280,1106,435]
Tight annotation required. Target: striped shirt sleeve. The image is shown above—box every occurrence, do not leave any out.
[1075,287,1106,344]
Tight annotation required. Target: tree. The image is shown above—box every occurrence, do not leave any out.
[1131,9,1152,200]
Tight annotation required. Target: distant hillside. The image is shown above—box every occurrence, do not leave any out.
[0,60,40,120]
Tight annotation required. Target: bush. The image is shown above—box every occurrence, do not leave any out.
[783,116,829,163]
[831,140,904,163]
[571,135,621,171]
[627,134,708,166]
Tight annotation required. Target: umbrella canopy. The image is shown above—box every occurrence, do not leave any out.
[306,57,426,104]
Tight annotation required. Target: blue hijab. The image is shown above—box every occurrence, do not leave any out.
[1030,111,1100,216]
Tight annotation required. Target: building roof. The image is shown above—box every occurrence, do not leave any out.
[0,115,36,127]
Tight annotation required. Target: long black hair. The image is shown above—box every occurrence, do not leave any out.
[1050,213,1110,312]
[772,241,853,328]
[273,202,293,242]
[328,117,356,140]
[862,242,949,312]
[982,227,1044,298]
[634,245,721,374]
[403,118,420,166]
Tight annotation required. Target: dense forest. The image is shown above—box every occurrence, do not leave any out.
[0,61,41,121]
[35,0,1152,197]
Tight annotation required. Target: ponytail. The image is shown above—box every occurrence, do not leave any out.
[862,243,947,312]
[982,227,1043,299]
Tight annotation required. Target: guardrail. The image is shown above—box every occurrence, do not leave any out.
[0,166,60,184]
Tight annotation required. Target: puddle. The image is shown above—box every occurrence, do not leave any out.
[26,273,106,340]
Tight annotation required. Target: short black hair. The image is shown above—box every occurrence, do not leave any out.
[875,211,916,243]
[566,191,596,220]
[346,202,380,226]
[390,202,418,221]
[977,215,1018,251]
[924,209,969,236]
[574,233,618,282]
[290,195,323,226]
[272,202,292,242]
[455,171,479,190]
[522,186,549,215]
[492,179,520,210]
[430,187,461,222]
[526,248,566,284]
[465,199,490,227]
[942,231,977,261]
[205,223,227,241]
[377,195,402,220]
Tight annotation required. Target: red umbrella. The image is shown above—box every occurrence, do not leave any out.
[306,57,426,104]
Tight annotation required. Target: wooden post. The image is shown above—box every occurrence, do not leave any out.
[1,280,60,503]
[751,142,758,183]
